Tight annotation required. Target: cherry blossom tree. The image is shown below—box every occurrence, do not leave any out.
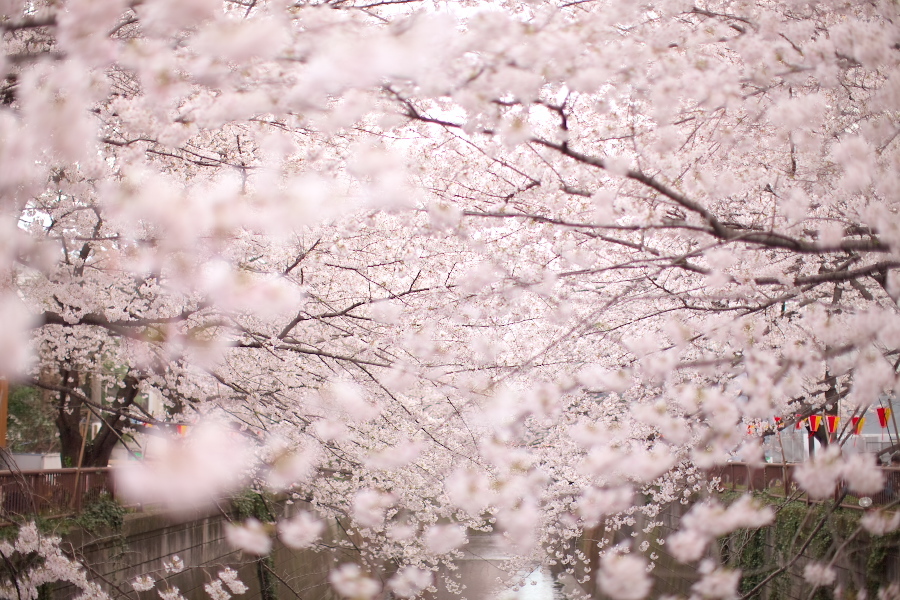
[1,0,899,597]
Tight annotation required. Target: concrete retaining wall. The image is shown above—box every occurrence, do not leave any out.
[57,504,340,600]
[627,498,900,599]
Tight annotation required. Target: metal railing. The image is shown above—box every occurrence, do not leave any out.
[0,468,113,518]
[710,462,900,508]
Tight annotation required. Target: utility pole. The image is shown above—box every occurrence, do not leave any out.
[0,378,8,448]
[71,374,99,510]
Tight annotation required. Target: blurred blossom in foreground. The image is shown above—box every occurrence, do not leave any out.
[0,293,36,376]
[265,440,321,491]
[423,524,467,555]
[352,489,395,528]
[692,562,741,599]
[114,420,254,513]
[277,511,324,549]
[226,518,273,556]
[597,553,652,600]
[388,566,433,598]
[861,510,900,535]
[667,495,773,564]
[803,562,837,587]
[329,564,380,600]
[794,447,885,499]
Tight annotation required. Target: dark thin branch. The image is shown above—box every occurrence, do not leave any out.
[0,15,56,31]
[530,138,890,255]
[233,341,392,368]
[283,239,321,276]
[754,261,900,287]
[38,308,202,330]
[29,378,157,424]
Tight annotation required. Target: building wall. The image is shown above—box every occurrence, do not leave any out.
[9,453,61,470]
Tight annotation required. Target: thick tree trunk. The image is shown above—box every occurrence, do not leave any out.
[52,371,140,468]
[55,369,84,468]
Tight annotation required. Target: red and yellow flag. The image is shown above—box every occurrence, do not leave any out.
[808,415,822,432]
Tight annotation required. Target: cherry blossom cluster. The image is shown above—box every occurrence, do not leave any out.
[0,523,108,600]
[1,0,900,597]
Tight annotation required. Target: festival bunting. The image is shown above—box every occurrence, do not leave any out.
[808,415,822,432]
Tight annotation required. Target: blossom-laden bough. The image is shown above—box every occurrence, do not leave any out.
[1,0,900,597]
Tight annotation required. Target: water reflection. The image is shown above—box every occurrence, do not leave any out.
[437,536,565,600]
[492,568,562,600]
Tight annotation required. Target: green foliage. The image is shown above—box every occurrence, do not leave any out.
[231,490,275,522]
[7,386,58,454]
[728,528,766,594]
[257,555,278,600]
[231,490,279,600]
[720,495,898,599]
[866,530,900,597]
[71,493,129,566]
[73,493,125,534]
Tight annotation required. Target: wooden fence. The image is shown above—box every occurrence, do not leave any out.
[0,468,113,518]
[0,463,897,521]
[711,462,900,507]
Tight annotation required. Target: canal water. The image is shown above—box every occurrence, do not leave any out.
[437,536,568,600]
[437,533,694,600]
[490,569,564,600]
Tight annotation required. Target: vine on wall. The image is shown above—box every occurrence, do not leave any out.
[720,495,899,599]
[231,491,279,600]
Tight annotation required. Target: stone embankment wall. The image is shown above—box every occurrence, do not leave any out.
[57,503,340,600]
[584,496,900,600]
[54,494,900,600]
